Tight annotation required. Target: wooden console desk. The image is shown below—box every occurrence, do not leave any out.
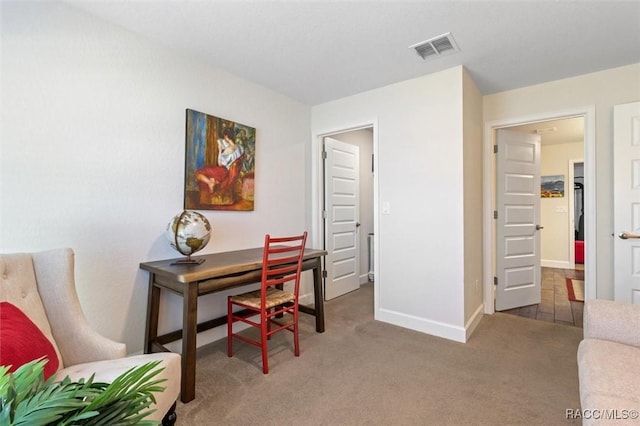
[139,247,326,403]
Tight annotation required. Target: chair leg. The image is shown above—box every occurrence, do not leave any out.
[293,309,300,357]
[227,297,233,357]
[162,402,177,426]
[261,310,269,374]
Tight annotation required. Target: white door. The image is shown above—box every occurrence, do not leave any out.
[614,101,640,303]
[495,129,542,311]
[324,137,360,300]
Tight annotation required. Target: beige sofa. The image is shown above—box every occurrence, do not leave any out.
[0,248,181,425]
[577,299,640,424]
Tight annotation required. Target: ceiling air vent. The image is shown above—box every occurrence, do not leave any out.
[410,32,459,60]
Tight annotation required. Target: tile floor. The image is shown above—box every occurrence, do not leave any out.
[502,266,585,328]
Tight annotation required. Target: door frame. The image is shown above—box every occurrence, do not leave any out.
[311,120,379,305]
[483,107,596,314]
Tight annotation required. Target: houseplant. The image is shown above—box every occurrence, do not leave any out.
[0,358,166,425]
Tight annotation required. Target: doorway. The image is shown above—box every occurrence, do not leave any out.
[508,117,585,270]
[319,127,375,301]
[483,107,596,316]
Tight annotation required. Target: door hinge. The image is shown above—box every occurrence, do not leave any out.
[322,210,327,219]
[493,145,498,154]
[322,150,327,159]
[322,270,328,278]
[494,276,498,286]
[493,210,498,220]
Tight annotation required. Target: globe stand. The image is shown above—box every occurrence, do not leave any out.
[170,256,205,266]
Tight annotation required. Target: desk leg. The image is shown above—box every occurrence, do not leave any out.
[313,259,325,333]
[144,274,160,354]
[181,282,198,403]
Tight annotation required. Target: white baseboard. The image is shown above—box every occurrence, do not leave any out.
[299,292,314,306]
[375,308,467,343]
[541,259,572,269]
[465,304,484,341]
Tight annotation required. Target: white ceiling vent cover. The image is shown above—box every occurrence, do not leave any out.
[410,32,459,60]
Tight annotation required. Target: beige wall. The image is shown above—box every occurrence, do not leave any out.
[484,63,640,299]
[540,142,584,267]
[463,68,484,332]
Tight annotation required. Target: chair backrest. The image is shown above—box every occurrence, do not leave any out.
[1,248,126,371]
[261,232,308,300]
[0,251,65,372]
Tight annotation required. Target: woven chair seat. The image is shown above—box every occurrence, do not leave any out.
[231,288,295,309]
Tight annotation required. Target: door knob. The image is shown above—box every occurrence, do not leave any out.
[619,232,640,240]
[536,225,544,231]
[356,222,361,228]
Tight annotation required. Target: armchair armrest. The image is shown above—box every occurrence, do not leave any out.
[583,299,640,348]
[33,249,126,366]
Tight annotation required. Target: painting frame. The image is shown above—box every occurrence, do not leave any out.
[541,174,565,198]
[183,109,255,211]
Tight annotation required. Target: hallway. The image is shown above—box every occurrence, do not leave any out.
[502,267,584,328]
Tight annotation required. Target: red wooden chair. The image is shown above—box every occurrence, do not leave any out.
[227,232,308,373]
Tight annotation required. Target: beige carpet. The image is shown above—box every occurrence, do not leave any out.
[175,283,583,425]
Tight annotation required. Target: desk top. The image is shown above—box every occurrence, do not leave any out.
[140,247,326,284]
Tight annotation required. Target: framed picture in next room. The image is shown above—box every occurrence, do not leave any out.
[541,175,564,198]
[184,109,255,211]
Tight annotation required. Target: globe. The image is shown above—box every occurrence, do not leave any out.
[166,210,211,264]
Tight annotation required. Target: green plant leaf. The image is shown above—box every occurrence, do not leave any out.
[1,360,166,426]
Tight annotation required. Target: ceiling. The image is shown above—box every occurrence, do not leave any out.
[511,117,584,146]
[66,1,640,106]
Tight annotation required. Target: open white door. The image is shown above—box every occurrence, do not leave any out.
[495,129,542,311]
[324,137,360,300]
[614,101,640,303]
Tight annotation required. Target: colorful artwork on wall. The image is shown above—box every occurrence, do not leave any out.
[184,109,255,211]
[541,175,564,198]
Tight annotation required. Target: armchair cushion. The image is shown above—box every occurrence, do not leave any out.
[0,302,60,378]
[578,339,640,415]
[55,352,181,423]
[583,298,640,347]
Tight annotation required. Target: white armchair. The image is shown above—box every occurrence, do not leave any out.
[577,299,640,423]
[0,248,181,425]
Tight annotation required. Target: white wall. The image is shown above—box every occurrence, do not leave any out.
[484,63,640,299]
[312,66,476,342]
[1,2,311,352]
